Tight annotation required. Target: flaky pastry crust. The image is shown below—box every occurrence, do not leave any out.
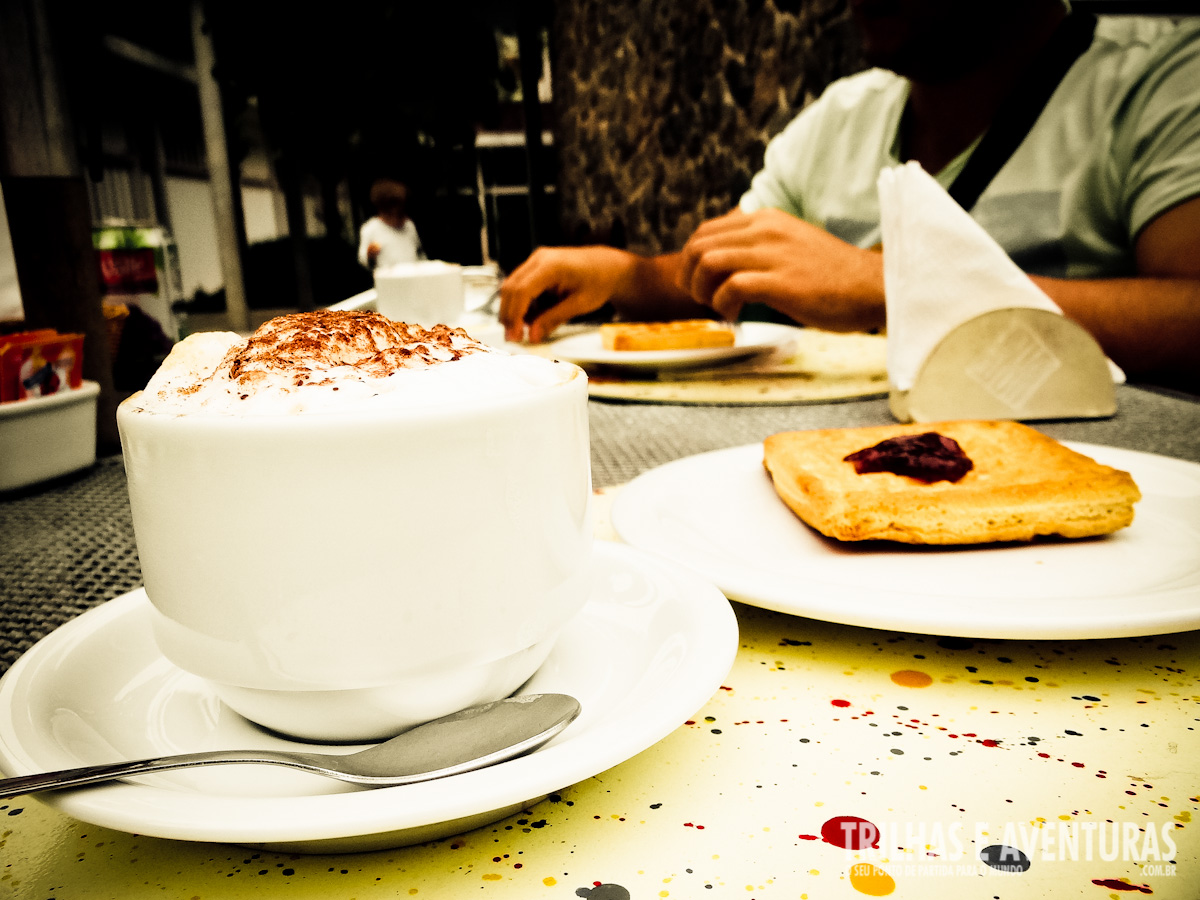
[762,420,1141,544]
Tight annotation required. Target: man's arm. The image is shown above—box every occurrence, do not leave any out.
[680,202,1200,386]
[1034,195,1200,386]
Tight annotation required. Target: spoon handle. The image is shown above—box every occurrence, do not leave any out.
[0,750,318,799]
[0,694,581,799]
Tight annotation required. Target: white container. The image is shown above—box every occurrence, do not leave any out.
[374,260,465,327]
[0,380,98,491]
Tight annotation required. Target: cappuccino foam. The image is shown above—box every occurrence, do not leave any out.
[128,310,578,416]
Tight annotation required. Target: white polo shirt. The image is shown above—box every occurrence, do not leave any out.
[739,16,1200,278]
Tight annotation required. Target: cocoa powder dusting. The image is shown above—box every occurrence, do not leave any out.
[223,311,480,386]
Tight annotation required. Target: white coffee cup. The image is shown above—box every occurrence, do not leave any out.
[374,260,465,328]
[117,325,591,742]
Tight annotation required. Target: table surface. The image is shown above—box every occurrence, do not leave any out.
[2,383,1198,899]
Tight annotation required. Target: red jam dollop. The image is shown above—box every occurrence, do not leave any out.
[843,432,974,483]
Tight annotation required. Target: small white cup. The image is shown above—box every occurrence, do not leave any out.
[374,260,465,328]
[117,364,591,742]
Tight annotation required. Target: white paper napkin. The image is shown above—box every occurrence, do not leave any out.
[876,161,1122,391]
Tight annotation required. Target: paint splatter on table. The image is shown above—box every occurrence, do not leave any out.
[1,492,1196,899]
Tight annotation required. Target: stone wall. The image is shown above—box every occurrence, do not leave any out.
[550,0,865,255]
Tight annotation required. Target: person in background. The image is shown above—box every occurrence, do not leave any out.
[358,179,425,270]
[499,1,1200,390]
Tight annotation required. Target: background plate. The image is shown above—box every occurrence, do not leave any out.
[545,321,799,370]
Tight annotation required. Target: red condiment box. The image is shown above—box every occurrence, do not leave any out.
[0,330,85,402]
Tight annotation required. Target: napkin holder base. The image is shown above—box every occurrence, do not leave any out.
[889,307,1116,423]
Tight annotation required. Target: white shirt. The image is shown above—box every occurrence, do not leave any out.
[358,217,424,270]
[739,17,1200,279]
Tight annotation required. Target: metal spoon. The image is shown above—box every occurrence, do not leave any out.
[0,693,580,799]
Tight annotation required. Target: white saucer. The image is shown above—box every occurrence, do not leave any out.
[0,542,737,853]
[545,321,800,371]
[612,442,1200,640]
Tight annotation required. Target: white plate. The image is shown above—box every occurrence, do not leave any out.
[0,542,736,853]
[612,442,1200,640]
[546,321,800,370]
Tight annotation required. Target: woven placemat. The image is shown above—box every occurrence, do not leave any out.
[585,370,887,405]
[532,327,889,406]
[0,457,142,673]
[4,384,1196,677]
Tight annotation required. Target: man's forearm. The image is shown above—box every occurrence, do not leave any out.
[1032,274,1200,383]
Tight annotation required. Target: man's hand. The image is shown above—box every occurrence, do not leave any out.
[498,246,643,342]
[366,242,382,266]
[677,208,886,332]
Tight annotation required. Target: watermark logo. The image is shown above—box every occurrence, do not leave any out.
[1140,863,1177,878]
[829,819,1178,867]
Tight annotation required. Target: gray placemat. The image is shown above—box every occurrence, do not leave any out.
[0,456,142,673]
[586,384,1200,487]
[2,385,1196,676]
